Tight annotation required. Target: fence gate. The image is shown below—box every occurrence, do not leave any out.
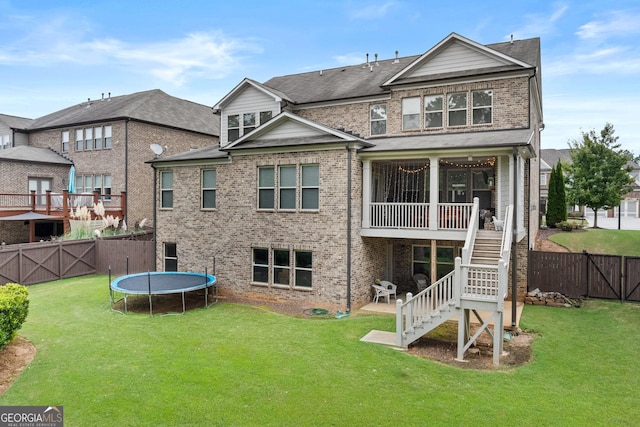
[528,251,635,301]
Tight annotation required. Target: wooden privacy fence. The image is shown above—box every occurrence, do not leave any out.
[0,238,155,285]
[528,250,640,302]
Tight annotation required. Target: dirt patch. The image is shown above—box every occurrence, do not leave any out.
[535,228,570,252]
[407,323,534,369]
[0,336,36,395]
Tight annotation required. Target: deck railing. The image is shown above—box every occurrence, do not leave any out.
[369,202,474,231]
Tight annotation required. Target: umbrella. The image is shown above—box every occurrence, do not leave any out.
[68,165,76,193]
[0,212,61,221]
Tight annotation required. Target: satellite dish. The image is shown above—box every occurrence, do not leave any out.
[150,144,164,156]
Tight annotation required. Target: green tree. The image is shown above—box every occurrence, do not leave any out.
[547,163,567,227]
[566,123,634,228]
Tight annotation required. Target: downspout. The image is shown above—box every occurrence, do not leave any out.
[124,119,130,225]
[346,142,352,313]
[511,147,518,328]
[151,163,157,272]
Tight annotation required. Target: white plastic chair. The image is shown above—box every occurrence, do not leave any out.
[372,280,397,303]
[492,216,504,231]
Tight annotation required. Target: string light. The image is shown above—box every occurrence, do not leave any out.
[439,157,496,168]
[398,163,430,173]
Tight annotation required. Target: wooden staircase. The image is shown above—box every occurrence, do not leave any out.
[470,230,502,265]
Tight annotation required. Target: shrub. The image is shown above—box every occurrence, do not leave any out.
[0,283,29,350]
[556,221,580,232]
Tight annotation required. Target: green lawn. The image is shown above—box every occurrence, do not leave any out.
[550,228,640,255]
[2,276,639,426]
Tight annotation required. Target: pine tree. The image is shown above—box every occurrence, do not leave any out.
[546,163,566,227]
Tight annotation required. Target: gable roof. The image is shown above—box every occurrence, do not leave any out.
[224,111,373,151]
[28,89,220,136]
[383,32,537,87]
[262,33,540,106]
[148,145,229,165]
[213,78,292,110]
[0,146,72,165]
[0,113,34,129]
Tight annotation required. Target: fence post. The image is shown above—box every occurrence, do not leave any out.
[584,250,590,298]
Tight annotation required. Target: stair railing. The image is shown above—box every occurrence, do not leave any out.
[500,204,513,265]
[396,269,456,348]
[460,197,480,265]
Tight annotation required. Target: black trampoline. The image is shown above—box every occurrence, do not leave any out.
[110,272,217,315]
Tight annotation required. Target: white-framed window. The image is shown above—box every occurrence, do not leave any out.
[279,165,296,210]
[370,104,387,135]
[273,249,290,285]
[260,111,273,124]
[258,166,275,209]
[412,245,430,276]
[164,243,178,272]
[259,164,319,211]
[104,125,112,148]
[252,248,269,283]
[472,90,493,125]
[75,129,83,151]
[84,128,93,150]
[227,115,240,142]
[252,247,313,288]
[61,131,69,152]
[201,169,216,209]
[161,170,173,209]
[448,92,467,126]
[402,97,420,130]
[301,164,319,210]
[243,113,256,134]
[74,174,111,198]
[540,173,547,186]
[424,95,443,128]
[94,126,103,149]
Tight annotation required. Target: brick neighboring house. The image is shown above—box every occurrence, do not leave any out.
[0,113,33,149]
[151,33,543,314]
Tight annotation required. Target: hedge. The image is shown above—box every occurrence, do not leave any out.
[0,283,29,350]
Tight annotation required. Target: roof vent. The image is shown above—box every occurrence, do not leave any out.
[362,53,370,68]
[86,98,91,108]
[374,53,379,66]
[510,34,514,44]
[393,50,400,64]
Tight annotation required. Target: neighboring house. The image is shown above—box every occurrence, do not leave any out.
[541,148,640,218]
[0,146,72,243]
[0,89,220,243]
[151,33,543,317]
[0,113,33,149]
[25,90,220,227]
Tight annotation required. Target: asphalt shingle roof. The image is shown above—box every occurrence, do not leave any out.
[0,146,72,165]
[0,113,33,129]
[28,89,220,136]
[262,36,540,105]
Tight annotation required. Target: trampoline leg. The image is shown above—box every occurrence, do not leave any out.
[148,294,153,317]
[182,292,186,314]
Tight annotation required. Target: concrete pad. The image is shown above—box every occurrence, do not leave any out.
[360,329,398,347]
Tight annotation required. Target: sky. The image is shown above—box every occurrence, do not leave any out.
[1,0,639,153]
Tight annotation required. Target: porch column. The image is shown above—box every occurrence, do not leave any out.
[428,157,439,230]
[362,159,371,228]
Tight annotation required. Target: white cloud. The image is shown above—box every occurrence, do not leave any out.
[509,2,569,40]
[0,16,261,85]
[576,10,640,40]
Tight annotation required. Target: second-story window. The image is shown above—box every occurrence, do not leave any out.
[448,92,467,126]
[370,104,387,136]
[201,169,216,209]
[104,126,112,148]
[161,171,173,208]
[301,164,319,210]
[258,166,275,209]
[402,97,420,130]
[94,127,103,149]
[62,131,69,152]
[472,90,493,125]
[260,111,273,124]
[279,165,296,210]
[75,129,83,151]
[84,128,93,150]
[424,95,443,128]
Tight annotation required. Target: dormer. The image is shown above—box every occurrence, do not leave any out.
[213,78,293,147]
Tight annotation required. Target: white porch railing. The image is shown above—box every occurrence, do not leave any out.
[369,202,474,231]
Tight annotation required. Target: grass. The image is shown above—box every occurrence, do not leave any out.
[2,276,640,426]
[550,228,640,255]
